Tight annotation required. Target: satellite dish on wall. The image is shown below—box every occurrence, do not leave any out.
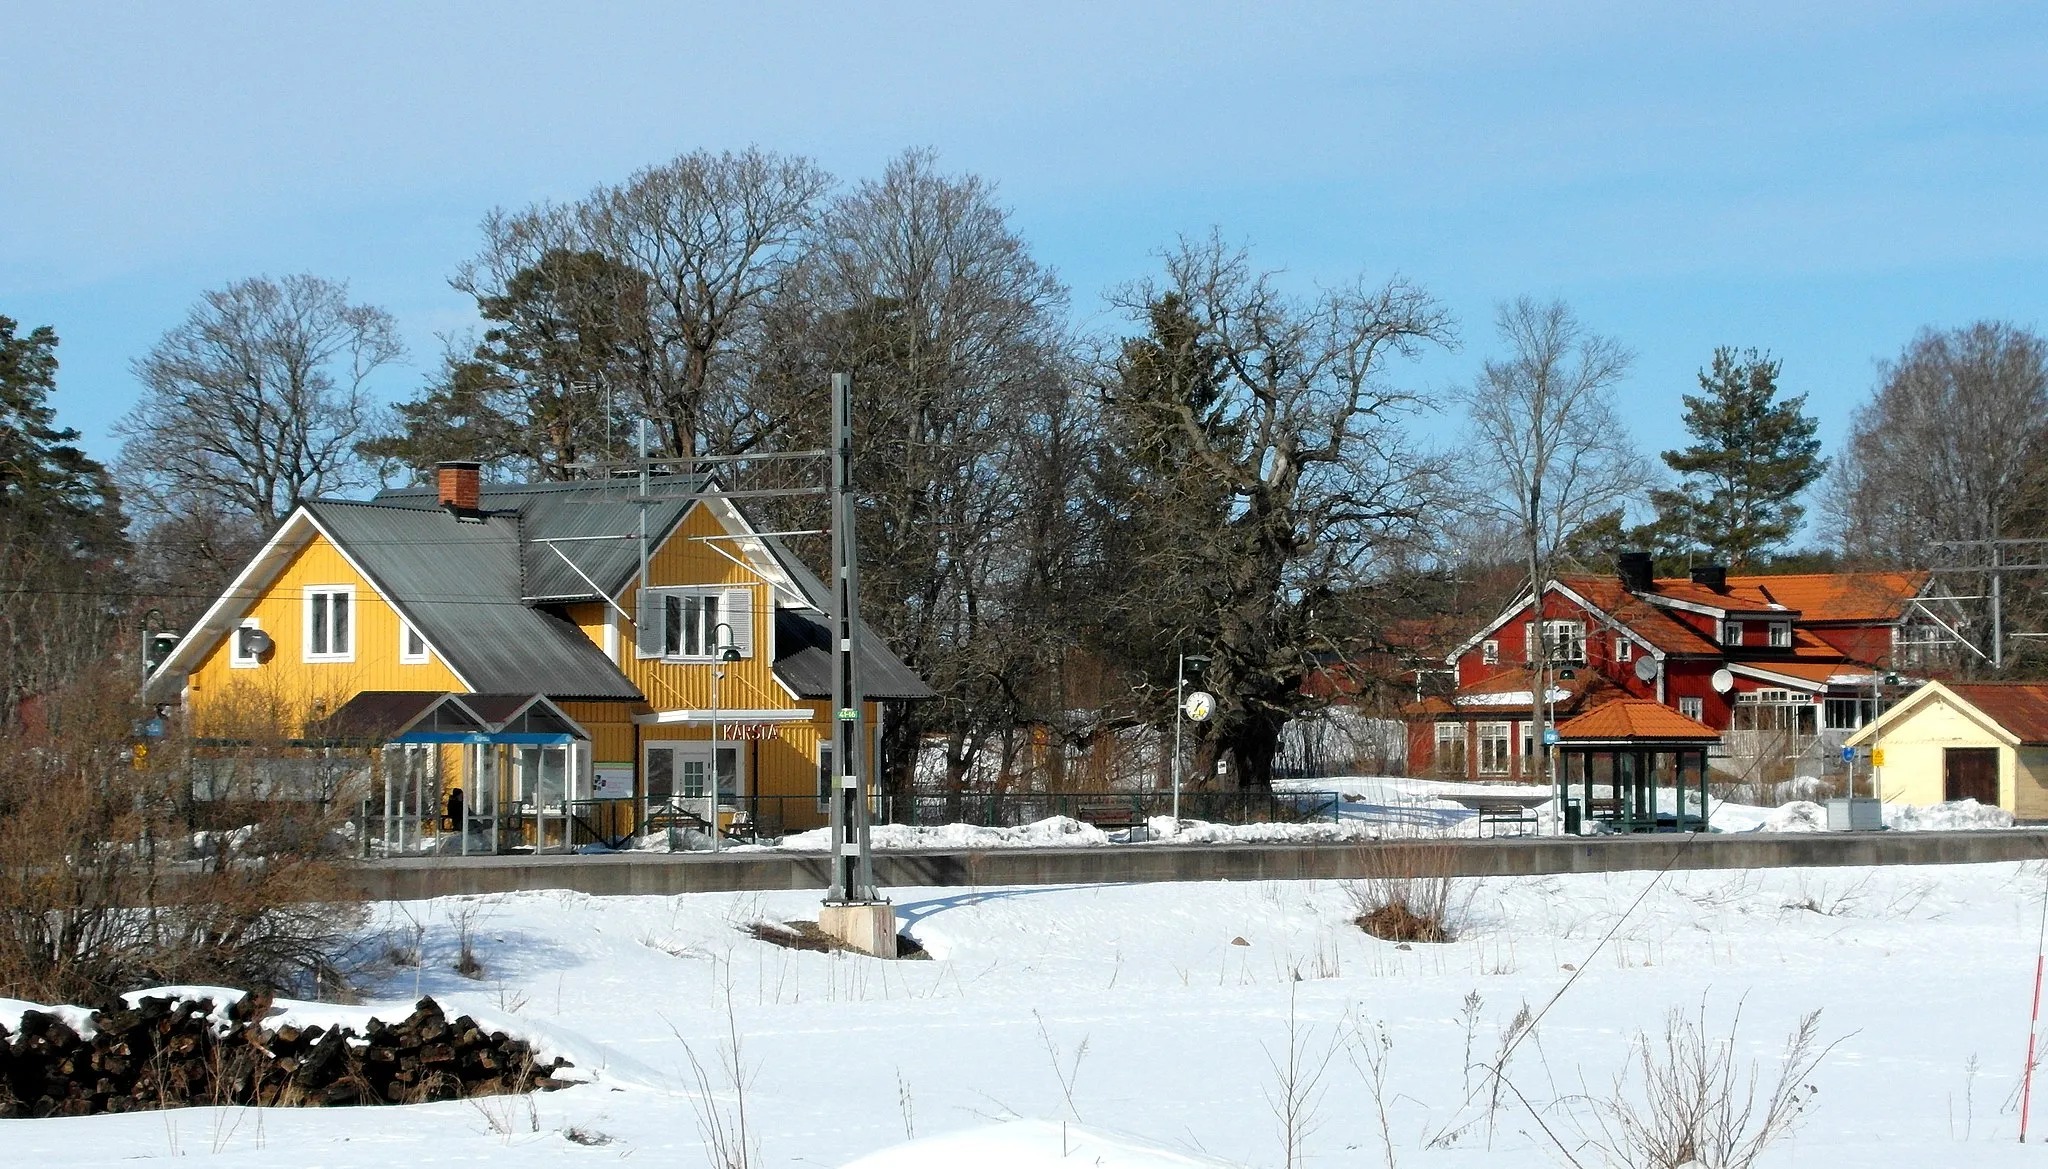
[1711,668,1735,694]
[1633,655,1659,683]
[237,627,274,659]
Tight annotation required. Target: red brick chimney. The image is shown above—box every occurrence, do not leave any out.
[436,461,482,513]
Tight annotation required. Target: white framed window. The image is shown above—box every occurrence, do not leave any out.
[1477,721,1513,775]
[1548,620,1587,664]
[1481,639,1499,666]
[1678,696,1704,721]
[232,618,263,669]
[1769,622,1792,648]
[1434,722,1467,775]
[303,585,354,662]
[399,620,429,664]
[637,587,755,660]
[1614,636,1633,662]
[1721,620,1744,646]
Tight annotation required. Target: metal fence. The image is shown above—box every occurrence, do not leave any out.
[346,787,1343,854]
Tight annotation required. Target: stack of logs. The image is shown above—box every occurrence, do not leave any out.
[0,992,572,1118]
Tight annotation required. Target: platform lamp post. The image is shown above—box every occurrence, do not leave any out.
[708,622,741,855]
[139,608,176,687]
[1172,654,1212,826]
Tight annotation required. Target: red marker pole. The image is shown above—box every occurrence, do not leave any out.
[2025,874,2048,1143]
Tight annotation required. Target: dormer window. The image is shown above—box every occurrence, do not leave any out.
[1769,622,1791,648]
[1721,620,1744,646]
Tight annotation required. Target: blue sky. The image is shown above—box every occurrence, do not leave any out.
[5,2,2045,508]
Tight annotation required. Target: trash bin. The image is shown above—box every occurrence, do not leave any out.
[1563,799,1583,836]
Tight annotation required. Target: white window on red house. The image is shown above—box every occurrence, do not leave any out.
[1770,622,1791,648]
[1545,619,1587,664]
[1477,722,1512,775]
[1678,696,1704,721]
[1615,635,1633,662]
[1434,722,1467,775]
[1721,620,1744,646]
[1482,639,1499,665]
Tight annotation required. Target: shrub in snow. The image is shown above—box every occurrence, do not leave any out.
[1347,845,1468,943]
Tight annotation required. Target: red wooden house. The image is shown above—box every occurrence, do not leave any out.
[1408,553,1962,781]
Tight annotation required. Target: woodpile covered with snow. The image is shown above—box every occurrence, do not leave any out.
[0,991,571,1118]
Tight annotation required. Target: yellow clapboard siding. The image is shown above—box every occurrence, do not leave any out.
[185,536,465,732]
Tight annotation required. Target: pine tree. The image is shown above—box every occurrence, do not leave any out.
[1645,348,1825,569]
[0,316,124,557]
[0,316,129,721]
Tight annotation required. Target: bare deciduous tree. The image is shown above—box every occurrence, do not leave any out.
[1826,322,2048,671]
[1458,297,1642,792]
[1094,234,1455,789]
[117,275,402,526]
[579,148,833,458]
[754,150,1075,803]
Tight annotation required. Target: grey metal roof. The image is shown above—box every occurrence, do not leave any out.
[344,476,932,704]
[375,477,701,601]
[772,609,937,701]
[307,500,642,700]
[304,691,485,746]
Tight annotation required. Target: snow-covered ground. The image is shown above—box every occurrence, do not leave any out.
[10,861,2048,1167]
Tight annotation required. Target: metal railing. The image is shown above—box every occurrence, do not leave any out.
[349,788,1343,855]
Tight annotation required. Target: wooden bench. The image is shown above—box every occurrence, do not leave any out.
[1473,799,1538,838]
[1072,795,1148,832]
[1587,798,1623,821]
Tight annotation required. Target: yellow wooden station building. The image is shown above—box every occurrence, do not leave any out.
[143,462,931,854]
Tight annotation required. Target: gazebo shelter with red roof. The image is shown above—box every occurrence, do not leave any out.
[1553,699,1720,833]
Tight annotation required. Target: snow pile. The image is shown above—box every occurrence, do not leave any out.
[1140,815,1384,845]
[842,1119,1236,1168]
[1885,798,2014,832]
[780,815,1114,851]
[1762,800,1829,832]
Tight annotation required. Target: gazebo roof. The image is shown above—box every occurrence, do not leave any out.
[1555,699,1719,742]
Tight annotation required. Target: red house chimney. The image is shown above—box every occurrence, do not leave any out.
[436,461,482,513]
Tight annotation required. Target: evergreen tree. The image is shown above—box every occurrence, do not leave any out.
[0,316,128,722]
[0,317,124,558]
[362,248,648,480]
[1645,347,1825,569]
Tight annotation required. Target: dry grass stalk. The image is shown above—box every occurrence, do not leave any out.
[1583,999,1837,1169]
[1348,842,1470,943]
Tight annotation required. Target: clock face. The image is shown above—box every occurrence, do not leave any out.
[1183,691,1215,722]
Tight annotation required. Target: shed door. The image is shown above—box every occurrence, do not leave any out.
[1944,747,2000,805]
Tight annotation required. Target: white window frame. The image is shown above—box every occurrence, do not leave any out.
[303,585,355,663]
[1677,696,1704,721]
[232,618,263,669]
[1721,620,1744,646]
[641,586,755,661]
[1476,721,1513,776]
[399,619,429,665]
[1542,619,1587,664]
[1481,639,1499,666]
[1769,622,1792,648]
[1614,635,1633,662]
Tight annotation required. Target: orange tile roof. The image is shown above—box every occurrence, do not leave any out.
[1728,571,1926,623]
[1555,698,1720,741]
[1643,571,1926,621]
[1944,683,2048,745]
[1642,579,1781,611]
[1555,576,1724,655]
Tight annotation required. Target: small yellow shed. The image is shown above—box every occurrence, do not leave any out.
[1844,681,2048,818]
